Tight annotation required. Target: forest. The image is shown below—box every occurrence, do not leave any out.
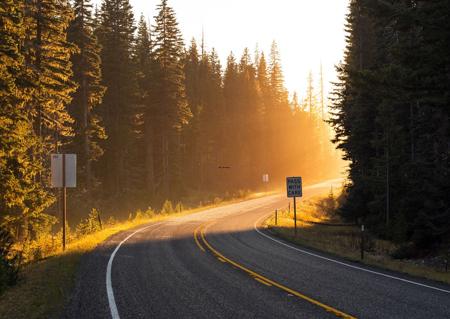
[2,0,450,311]
[0,0,340,252]
[330,0,450,251]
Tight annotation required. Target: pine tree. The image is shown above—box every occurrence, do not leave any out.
[222,52,240,188]
[151,0,191,197]
[68,0,106,191]
[183,39,202,188]
[269,41,287,106]
[330,0,450,249]
[204,48,225,189]
[267,41,290,179]
[306,70,317,116]
[96,0,138,198]
[134,15,155,196]
[23,0,77,151]
[329,0,378,225]
[237,48,260,185]
[0,0,39,234]
[256,52,271,173]
[19,0,77,238]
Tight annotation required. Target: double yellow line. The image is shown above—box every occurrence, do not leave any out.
[193,223,356,319]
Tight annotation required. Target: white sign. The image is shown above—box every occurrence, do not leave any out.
[286,176,302,198]
[51,154,77,188]
[262,174,269,183]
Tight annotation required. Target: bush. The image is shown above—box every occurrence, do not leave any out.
[160,200,174,214]
[174,202,184,213]
[106,216,117,226]
[144,207,155,218]
[133,209,146,222]
[315,188,338,217]
[0,227,20,294]
[76,208,102,236]
[391,243,419,259]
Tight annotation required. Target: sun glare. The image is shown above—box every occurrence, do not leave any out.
[97,0,349,105]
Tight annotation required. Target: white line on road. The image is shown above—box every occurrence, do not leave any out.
[106,223,164,319]
[254,214,450,294]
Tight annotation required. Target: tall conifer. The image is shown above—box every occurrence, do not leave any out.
[68,0,106,191]
[151,0,191,197]
[96,0,137,197]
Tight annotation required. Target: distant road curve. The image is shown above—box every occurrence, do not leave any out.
[63,178,450,319]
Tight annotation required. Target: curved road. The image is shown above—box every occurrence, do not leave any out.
[63,179,450,319]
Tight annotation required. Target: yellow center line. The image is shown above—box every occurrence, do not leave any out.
[199,223,357,319]
[193,224,205,252]
[254,277,272,287]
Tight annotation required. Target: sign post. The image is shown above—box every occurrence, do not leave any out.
[51,154,76,251]
[286,177,302,236]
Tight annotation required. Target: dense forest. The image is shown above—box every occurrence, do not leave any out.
[0,0,340,243]
[330,0,450,251]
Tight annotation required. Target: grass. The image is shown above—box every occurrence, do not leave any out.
[265,193,450,286]
[0,191,273,319]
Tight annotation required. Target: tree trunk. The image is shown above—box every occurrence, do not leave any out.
[162,134,169,196]
[82,76,91,189]
[145,120,155,194]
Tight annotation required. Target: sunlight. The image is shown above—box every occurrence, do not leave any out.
[95,0,349,105]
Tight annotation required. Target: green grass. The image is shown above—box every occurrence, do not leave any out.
[266,207,450,286]
[0,191,274,319]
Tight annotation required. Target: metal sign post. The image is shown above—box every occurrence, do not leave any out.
[286,177,302,236]
[51,154,76,251]
[360,224,365,260]
[62,154,66,251]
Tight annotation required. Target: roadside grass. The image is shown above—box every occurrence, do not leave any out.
[265,193,450,286]
[0,191,274,319]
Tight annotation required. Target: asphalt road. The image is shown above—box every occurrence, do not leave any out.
[63,179,450,319]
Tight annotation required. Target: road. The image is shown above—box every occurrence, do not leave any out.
[63,179,450,319]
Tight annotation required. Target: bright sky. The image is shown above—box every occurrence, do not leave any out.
[94,0,349,103]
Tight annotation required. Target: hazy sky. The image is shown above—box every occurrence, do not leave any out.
[93,0,349,103]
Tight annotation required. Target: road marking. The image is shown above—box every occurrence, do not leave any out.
[193,225,205,252]
[254,277,272,286]
[106,222,163,319]
[254,214,450,294]
[198,223,355,319]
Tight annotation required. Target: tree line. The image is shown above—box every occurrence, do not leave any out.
[330,0,449,251]
[0,0,340,240]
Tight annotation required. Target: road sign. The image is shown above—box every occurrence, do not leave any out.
[286,176,302,236]
[262,174,269,183]
[286,176,302,198]
[51,153,76,252]
[51,154,76,188]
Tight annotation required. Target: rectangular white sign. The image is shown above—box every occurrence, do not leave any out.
[286,176,302,198]
[51,154,77,188]
[262,174,269,183]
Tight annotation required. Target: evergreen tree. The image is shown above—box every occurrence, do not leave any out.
[134,15,155,196]
[151,0,191,197]
[204,48,225,189]
[330,0,450,249]
[0,0,40,235]
[222,52,241,188]
[183,39,202,188]
[20,0,77,237]
[237,48,260,185]
[96,0,138,198]
[68,0,106,191]
[23,0,77,151]
[269,41,287,106]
